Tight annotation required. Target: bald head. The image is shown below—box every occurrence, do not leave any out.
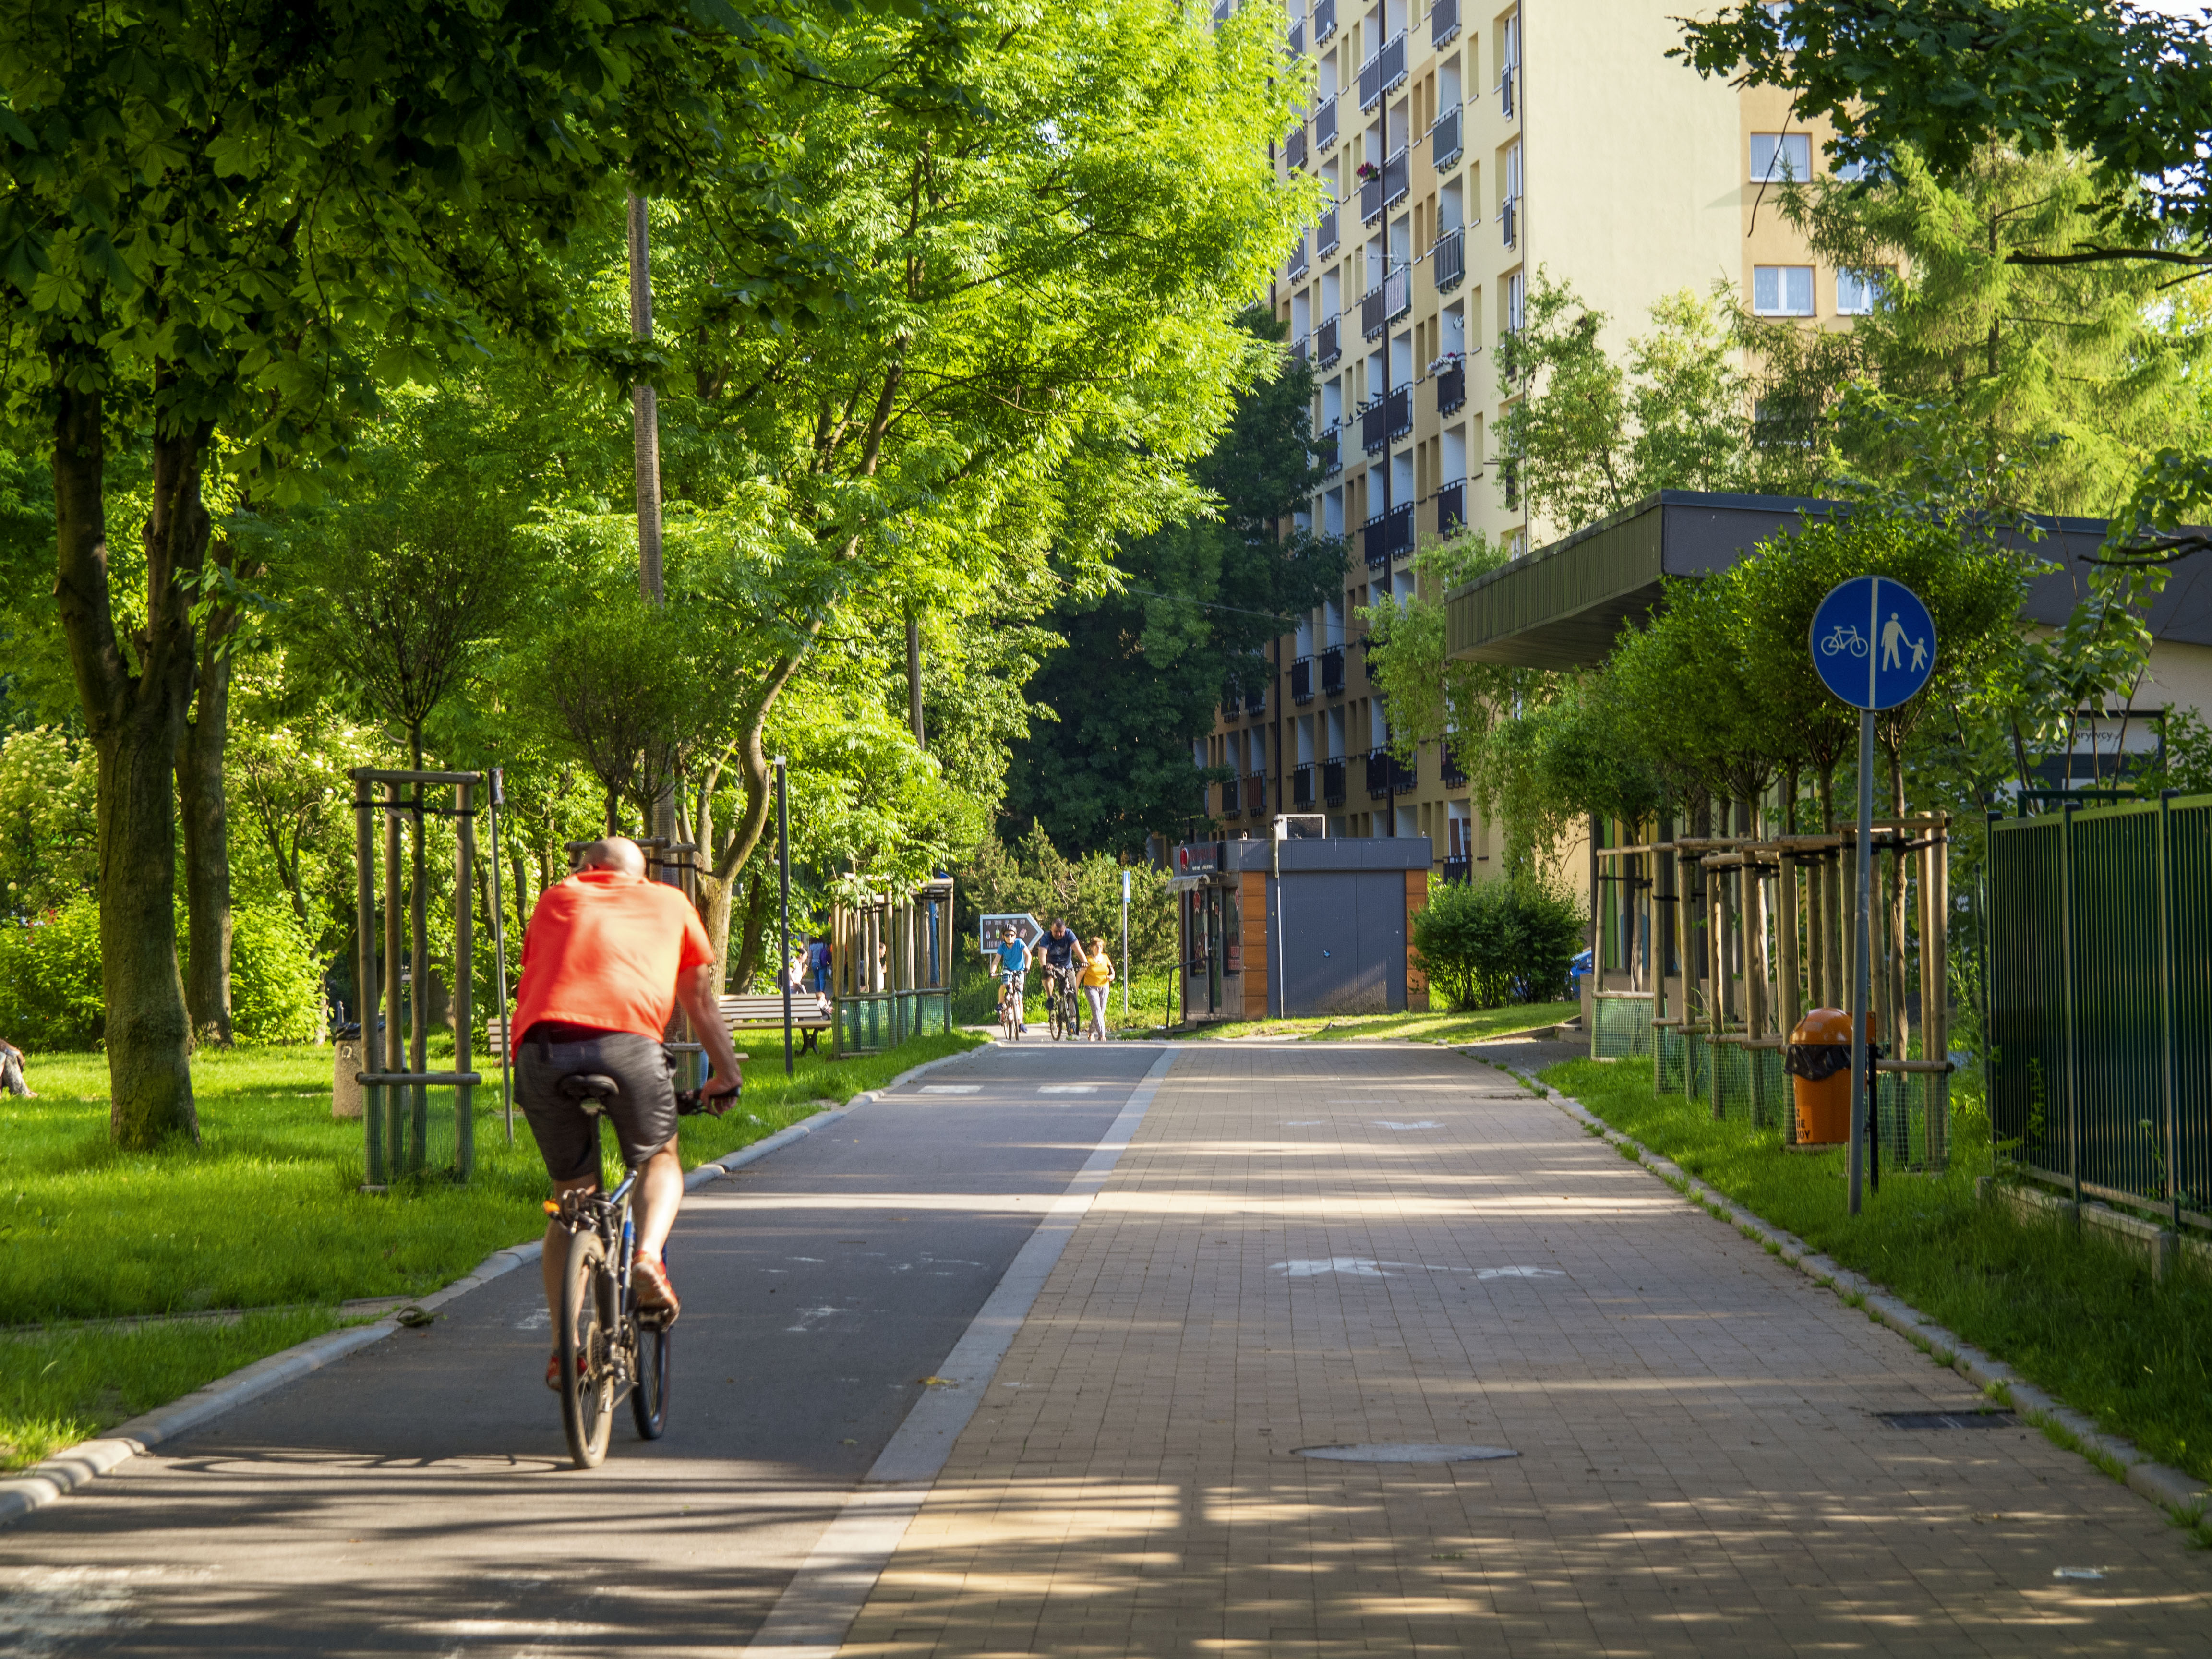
[577,837,646,877]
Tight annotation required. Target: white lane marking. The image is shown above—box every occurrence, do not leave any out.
[1373,1119,1443,1130]
[1284,1120,1323,1126]
[745,1046,1179,1657]
[513,1308,549,1331]
[788,1256,825,1263]
[1038,1085,1097,1094]
[784,1306,845,1334]
[1270,1259,1564,1280]
[917,1085,980,1094]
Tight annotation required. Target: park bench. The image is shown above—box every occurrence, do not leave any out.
[483,1002,811,1065]
[719,993,834,1056]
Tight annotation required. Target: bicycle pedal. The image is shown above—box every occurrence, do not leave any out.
[635,1304,677,1332]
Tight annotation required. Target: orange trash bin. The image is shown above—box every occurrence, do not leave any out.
[1786,1008,1873,1145]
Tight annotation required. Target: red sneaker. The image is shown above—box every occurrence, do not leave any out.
[546,1351,586,1392]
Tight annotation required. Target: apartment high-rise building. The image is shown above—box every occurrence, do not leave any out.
[1205,0,1848,877]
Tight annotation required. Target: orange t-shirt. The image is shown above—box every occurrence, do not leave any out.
[513,870,714,1043]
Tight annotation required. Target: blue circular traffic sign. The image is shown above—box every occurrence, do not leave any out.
[1810,576,1936,710]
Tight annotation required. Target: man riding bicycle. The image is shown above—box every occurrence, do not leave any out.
[513,837,745,1387]
[991,923,1032,1038]
[1039,919,1083,1026]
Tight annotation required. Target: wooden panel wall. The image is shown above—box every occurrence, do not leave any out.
[1240,869,1270,1020]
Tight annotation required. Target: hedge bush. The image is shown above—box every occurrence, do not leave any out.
[1412,877,1585,1010]
[0,895,325,1050]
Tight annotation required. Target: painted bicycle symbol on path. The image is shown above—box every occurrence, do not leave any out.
[1819,622,1869,659]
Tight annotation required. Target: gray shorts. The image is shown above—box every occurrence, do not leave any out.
[516,1029,678,1184]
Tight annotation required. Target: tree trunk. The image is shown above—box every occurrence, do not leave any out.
[731,869,770,992]
[178,545,240,1046]
[52,382,205,1147]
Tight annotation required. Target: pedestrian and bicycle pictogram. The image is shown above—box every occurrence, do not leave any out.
[1810,575,1936,711]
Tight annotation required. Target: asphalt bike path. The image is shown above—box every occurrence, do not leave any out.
[0,1039,1161,1657]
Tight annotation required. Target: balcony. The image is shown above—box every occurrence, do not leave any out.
[1316,207,1339,259]
[1431,225,1464,292]
[1243,682,1267,717]
[1285,124,1307,172]
[1317,424,1341,476]
[1439,739,1468,789]
[1291,657,1314,705]
[1244,773,1267,817]
[1362,500,1414,567]
[1212,0,1231,25]
[1442,855,1471,885]
[1430,104,1462,171]
[1430,0,1460,48]
[1501,195,1518,248]
[1313,0,1335,44]
[1358,385,1407,454]
[1358,169,1382,226]
[1292,764,1315,809]
[1290,334,1309,364]
[1437,480,1465,535]
[1358,31,1407,112]
[1316,315,1339,366]
[1359,267,1409,339]
[1320,645,1345,696]
[1436,357,1466,414]
[1221,775,1239,815]
[1322,757,1347,806]
[1364,745,1417,798]
[1500,63,1516,119]
[1288,20,1304,55]
[1314,94,1338,152]
[1382,145,1409,211]
[1286,234,1309,280]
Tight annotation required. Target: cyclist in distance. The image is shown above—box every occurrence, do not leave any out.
[513,837,744,1385]
[992,922,1032,1038]
[1039,918,1082,1024]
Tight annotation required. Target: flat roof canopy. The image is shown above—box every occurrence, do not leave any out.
[1445,490,2212,669]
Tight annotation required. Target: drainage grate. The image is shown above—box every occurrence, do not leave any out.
[1295,1443,1519,1463]
[1875,1410,2020,1430]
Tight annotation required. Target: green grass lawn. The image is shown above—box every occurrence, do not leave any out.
[1542,1057,2212,1488]
[0,1029,978,1469]
[1179,1001,1577,1045]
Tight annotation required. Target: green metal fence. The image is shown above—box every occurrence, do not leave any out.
[1988,793,2212,1231]
[835,990,955,1056]
[1591,993,1655,1059]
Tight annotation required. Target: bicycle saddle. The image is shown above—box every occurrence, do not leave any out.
[557,1073,622,1113]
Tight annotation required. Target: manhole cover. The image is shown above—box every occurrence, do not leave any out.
[1295,1443,1519,1464]
[1875,1410,2020,1430]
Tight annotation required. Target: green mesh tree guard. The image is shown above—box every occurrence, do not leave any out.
[1591,995,1654,1059]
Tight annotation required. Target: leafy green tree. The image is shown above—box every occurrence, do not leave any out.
[1411,876,1585,1010]
[1738,146,2210,518]
[635,1,1308,900]
[0,0,757,1144]
[1006,313,1341,855]
[1496,276,1770,538]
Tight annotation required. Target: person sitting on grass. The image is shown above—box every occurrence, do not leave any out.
[0,1035,34,1097]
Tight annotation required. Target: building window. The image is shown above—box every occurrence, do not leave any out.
[1749,132,1811,184]
[1836,267,1889,315]
[1752,265,1815,316]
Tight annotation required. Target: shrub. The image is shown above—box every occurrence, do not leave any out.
[1413,877,1586,1010]
[0,891,107,1049]
[230,904,325,1044]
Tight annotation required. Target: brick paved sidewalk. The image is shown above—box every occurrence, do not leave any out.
[842,1045,2209,1657]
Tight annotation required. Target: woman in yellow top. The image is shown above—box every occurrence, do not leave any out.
[1080,935,1115,1041]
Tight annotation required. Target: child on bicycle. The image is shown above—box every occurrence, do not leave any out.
[991,923,1032,1039]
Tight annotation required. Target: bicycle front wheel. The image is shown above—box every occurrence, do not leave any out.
[559,1228,618,1468]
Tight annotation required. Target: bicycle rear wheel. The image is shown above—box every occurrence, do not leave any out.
[632,1252,672,1440]
[559,1228,618,1468]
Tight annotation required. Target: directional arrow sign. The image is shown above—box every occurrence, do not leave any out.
[1810,575,1936,710]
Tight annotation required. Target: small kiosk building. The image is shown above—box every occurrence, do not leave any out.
[1170,827,1432,1022]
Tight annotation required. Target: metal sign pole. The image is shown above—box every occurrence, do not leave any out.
[1848,710,1874,1216]
[777,756,793,1077]
[1121,866,1130,1017]
[486,767,513,1143]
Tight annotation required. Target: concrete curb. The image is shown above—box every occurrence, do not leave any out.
[0,1075,930,1533]
[1476,1056,2212,1533]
